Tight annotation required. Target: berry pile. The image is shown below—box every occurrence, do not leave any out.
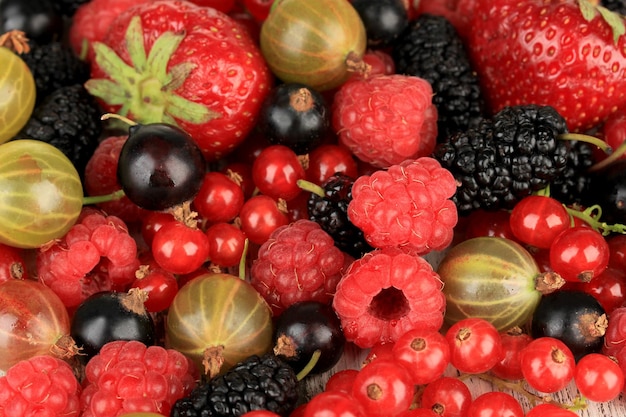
[3,0,626,416]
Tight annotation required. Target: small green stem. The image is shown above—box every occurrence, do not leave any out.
[297,179,325,198]
[82,189,126,205]
[101,113,138,126]
[559,132,612,154]
[296,350,321,381]
[565,204,626,235]
[588,138,626,172]
[238,238,249,281]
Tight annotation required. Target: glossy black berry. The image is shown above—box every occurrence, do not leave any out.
[258,83,330,154]
[70,289,156,362]
[351,0,409,47]
[117,122,206,211]
[274,301,346,375]
[531,289,607,361]
[0,0,64,45]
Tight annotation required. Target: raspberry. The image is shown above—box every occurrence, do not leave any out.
[84,135,148,224]
[80,340,197,417]
[37,207,140,308]
[347,157,458,255]
[250,219,350,316]
[332,247,446,348]
[0,355,81,417]
[331,74,438,168]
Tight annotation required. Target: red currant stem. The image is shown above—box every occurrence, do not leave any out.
[460,373,587,411]
[296,179,325,197]
[100,112,138,126]
[565,204,626,235]
[588,137,626,172]
[82,189,126,205]
[295,349,321,381]
[238,238,249,281]
[558,132,612,154]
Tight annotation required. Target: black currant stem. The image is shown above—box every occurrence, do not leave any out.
[588,137,626,172]
[296,349,321,381]
[82,189,125,205]
[564,204,626,235]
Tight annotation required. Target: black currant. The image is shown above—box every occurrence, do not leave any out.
[273,301,346,375]
[351,0,409,47]
[530,289,607,361]
[257,83,330,154]
[0,0,64,45]
[70,289,156,362]
[117,122,206,211]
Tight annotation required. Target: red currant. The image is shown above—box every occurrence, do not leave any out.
[205,222,247,268]
[574,353,624,402]
[239,195,290,245]
[0,243,28,281]
[608,234,626,270]
[306,143,358,185]
[519,337,576,393]
[130,266,178,313]
[140,211,176,248]
[490,328,533,381]
[420,376,472,417]
[351,359,414,417]
[303,390,366,417]
[193,171,244,224]
[564,266,626,315]
[325,369,359,393]
[466,391,524,417]
[151,220,210,275]
[392,328,450,385]
[252,144,306,201]
[549,226,610,283]
[525,404,578,417]
[463,209,517,241]
[509,195,570,249]
[445,318,503,374]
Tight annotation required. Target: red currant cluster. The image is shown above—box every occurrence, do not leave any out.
[290,317,624,417]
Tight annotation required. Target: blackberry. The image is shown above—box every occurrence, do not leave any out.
[434,104,570,214]
[302,174,373,259]
[21,41,91,101]
[17,84,102,177]
[549,140,594,206]
[171,353,299,417]
[392,13,486,142]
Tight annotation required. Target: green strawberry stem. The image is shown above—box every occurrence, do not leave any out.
[82,189,126,205]
[565,204,626,235]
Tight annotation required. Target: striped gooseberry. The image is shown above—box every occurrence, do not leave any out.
[0,45,36,144]
[165,273,274,377]
[437,236,565,331]
[0,139,83,248]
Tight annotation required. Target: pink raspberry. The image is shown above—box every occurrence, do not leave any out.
[80,340,197,417]
[0,355,81,417]
[332,247,446,348]
[37,207,140,308]
[84,135,149,224]
[250,219,350,316]
[348,157,458,255]
[332,74,438,168]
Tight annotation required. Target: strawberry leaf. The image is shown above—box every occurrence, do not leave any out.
[579,0,625,44]
[126,16,147,72]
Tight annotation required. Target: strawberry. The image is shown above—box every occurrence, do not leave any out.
[468,0,626,133]
[69,0,152,61]
[85,0,272,161]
